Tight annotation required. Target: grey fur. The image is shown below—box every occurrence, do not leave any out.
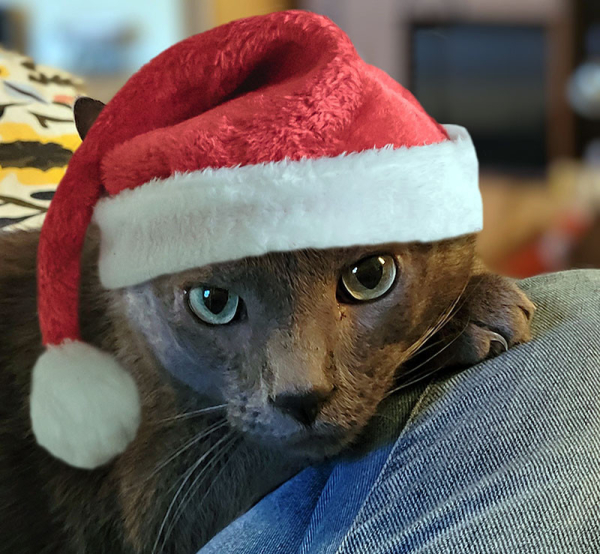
[0,229,533,553]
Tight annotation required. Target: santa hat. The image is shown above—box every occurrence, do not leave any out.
[30,10,482,469]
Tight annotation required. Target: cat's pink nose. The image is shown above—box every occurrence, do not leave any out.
[269,388,332,426]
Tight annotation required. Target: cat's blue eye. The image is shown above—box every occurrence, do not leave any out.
[187,286,241,325]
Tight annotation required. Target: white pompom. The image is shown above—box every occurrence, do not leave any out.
[30,341,141,469]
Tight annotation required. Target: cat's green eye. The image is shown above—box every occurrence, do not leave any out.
[187,286,241,325]
[340,255,397,301]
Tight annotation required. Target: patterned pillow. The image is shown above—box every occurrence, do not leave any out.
[0,47,83,230]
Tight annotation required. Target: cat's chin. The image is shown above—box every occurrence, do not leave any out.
[284,435,354,461]
[228,410,362,461]
[247,427,358,462]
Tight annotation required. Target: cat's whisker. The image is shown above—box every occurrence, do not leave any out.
[385,369,439,397]
[168,435,236,523]
[400,318,471,379]
[410,270,494,364]
[407,335,447,356]
[387,358,456,395]
[155,404,227,425]
[401,270,476,365]
[161,434,240,550]
[382,271,498,408]
[151,432,233,554]
[135,420,228,489]
[400,286,466,365]
[385,321,471,398]
[383,276,472,400]
[190,435,240,507]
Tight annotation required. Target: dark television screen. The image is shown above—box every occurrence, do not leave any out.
[411,24,547,173]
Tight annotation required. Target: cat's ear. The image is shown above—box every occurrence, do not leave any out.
[73,97,105,140]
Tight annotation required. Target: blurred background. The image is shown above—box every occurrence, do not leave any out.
[0,0,599,277]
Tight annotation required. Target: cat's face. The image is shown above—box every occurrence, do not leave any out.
[120,239,473,460]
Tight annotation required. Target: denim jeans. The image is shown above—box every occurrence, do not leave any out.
[199,270,600,554]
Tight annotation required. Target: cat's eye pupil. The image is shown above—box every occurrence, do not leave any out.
[203,287,229,315]
[352,257,384,289]
[187,285,241,325]
[340,255,397,302]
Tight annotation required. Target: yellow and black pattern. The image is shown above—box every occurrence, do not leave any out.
[0,47,83,230]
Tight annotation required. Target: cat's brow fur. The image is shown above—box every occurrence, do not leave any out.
[0,227,533,553]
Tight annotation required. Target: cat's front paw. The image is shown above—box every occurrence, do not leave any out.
[410,273,535,374]
[443,273,535,367]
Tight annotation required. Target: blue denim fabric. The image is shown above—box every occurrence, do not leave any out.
[200,270,600,554]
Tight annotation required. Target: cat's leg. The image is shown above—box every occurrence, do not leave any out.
[408,266,535,373]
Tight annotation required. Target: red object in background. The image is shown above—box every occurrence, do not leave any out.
[500,241,548,279]
[499,211,592,278]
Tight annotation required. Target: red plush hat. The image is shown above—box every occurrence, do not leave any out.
[30,10,481,468]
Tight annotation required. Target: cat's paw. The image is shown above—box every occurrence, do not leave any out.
[445,273,535,367]
[412,273,535,372]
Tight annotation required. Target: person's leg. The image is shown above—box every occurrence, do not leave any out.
[334,269,600,554]
[200,270,600,554]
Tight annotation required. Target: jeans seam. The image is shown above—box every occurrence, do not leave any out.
[333,377,441,554]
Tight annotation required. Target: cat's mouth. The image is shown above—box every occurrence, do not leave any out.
[243,422,358,460]
[283,428,356,459]
[230,408,351,452]
[227,399,362,459]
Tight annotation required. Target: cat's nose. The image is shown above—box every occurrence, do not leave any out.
[270,388,332,426]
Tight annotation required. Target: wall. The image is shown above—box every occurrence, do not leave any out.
[2,0,185,74]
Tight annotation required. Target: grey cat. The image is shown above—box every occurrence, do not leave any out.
[0,101,534,554]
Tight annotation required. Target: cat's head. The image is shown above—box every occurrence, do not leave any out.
[116,238,475,460]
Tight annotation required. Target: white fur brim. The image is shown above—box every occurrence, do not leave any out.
[30,341,141,469]
[93,124,481,289]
